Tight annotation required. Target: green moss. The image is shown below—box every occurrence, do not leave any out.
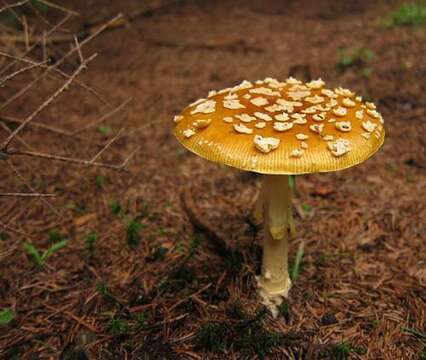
[0,308,15,326]
[385,2,426,27]
[107,316,128,336]
[85,232,98,253]
[109,200,122,215]
[195,308,299,358]
[126,219,145,248]
[195,322,228,353]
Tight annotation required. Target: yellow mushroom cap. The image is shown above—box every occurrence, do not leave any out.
[173,78,385,175]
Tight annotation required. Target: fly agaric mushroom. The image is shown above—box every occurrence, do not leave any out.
[173,77,385,317]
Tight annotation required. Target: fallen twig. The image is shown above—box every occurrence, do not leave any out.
[181,186,229,257]
[0,193,55,197]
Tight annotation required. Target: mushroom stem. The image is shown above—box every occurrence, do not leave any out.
[257,174,293,317]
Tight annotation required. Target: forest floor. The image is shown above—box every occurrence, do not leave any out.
[0,0,425,359]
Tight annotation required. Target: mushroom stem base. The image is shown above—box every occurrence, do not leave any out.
[257,174,292,318]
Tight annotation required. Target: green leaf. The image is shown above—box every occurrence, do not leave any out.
[391,2,426,26]
[31,0,50,13]
[98,125,113,135]
[126,219,145,248]
[301,203,312,214]
[95,175,106,189]
[24,243,43,266]
[288,175,296,193]
[85,232,98,252]
[48,229,63,243]
[43,240,68,260]
[109,200,122,215]
[402,327,426,339]
[0,308,15,326]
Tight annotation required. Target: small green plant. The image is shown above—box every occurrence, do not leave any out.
[333,341,351,360]
[107,316,128,336]
[0,308,14,326]
[384,2,426,27]
[48,229,64,243]
[188,233,204,259]
[85,232,98,252]
[226,300,246,319]
[332,341,367,359]
[95,175,106,189]
[109,200,122,215]
[24,240,68,267]
[126,219,145,248]
[97,125,113,136]
[195,322,228,352]
[337,47,375,69]
[402,327,426,340]
[96,282,117,303]
[301,203,312,215]
[290,242,304,281]
[134,312,146,331]
[195,308,294,358]
[278,303,290,318]
[66,202,87,214]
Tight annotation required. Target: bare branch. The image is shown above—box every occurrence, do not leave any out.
[0,0,29,14]
[90,128,125,163]
[0,60,48,86]
[0,14,124,108]
[72,97,132,135]
[22,15,29,50]
[0,192,55,197]
[36,0,78,16]
[73,35,84,64]
[117,118,163,140]
[1,115,75,137]
[8,148,134,171]
[0,50,108,105]
[1,53,97,150]
[0,13,71,76]
[0,219,33,238]
[6,159,60,215]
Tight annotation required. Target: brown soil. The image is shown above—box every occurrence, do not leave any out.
[0,0,425,359]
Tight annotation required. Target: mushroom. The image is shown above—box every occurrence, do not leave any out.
[173,78,385,317]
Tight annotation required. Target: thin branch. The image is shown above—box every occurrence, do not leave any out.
[1,53,97,150]
[117,118,163,140]
[36,0,78,16]
[0,120,32,150]
[0,60,48,86]
[8,148,137,171]
[0,13,123,108]
[0,13,71,76]
[0,219,33,238]
[0,192,55,197]
[22,14,29,51]
[6,159,60,215]
[73,35,84,65]
[90,128,124,163]
[0,50,108,105]
[0,0,29,14]
[181,186,229,257]
[1,115,75,137]
[72,97,131,135]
